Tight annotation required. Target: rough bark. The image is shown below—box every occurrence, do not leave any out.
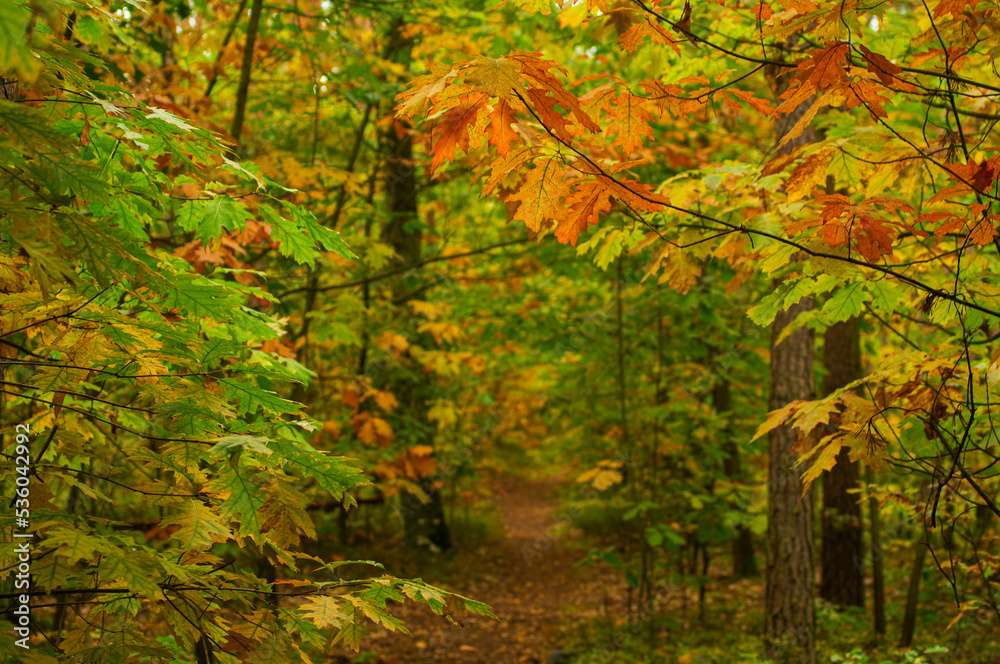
[764,44,818,663]
[820,319,864,607]
[0,77,18,101]
[765,297,816,664]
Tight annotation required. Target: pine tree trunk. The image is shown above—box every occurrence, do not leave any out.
[820,319,864,607]
[765,297,816,664]
[382,20,450,553]
[764,39,819,662]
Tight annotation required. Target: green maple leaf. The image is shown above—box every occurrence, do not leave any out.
[280,200,355,261]
[269,439,369,506]
[330,607,367,651]
[0,101,64,146]
[45,527,104,565]
[162,274,243,319]
[176,196,252,245]
[99,548,165,600]
[259,204,318,264]
[821,282,870,323]
[220,377,301,416]
[159,500,232,550]
[211,461,267,537]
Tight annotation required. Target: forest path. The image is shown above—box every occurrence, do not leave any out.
[350,474,624,664]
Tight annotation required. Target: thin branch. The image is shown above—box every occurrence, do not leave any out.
[278,238,534,297]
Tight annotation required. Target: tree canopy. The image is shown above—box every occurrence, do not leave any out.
[1,1,998,663]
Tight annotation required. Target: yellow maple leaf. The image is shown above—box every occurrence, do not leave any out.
[577,462,624,491]
[372,390,399,414]
[462,56,525,97]
[428,400,458,429]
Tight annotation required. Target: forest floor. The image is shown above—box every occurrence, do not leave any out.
[335,474,634,664]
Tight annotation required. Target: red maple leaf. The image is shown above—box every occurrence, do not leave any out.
[428,93,489,173]
[556,179,614,246]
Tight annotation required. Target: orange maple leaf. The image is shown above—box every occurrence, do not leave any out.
[857,45,911,89]
[601,174,668,213]
[512,52,601,133]
[807,195,914,261]
[968,214,998,246]
[845,80,893,118]
[619,18,679,54]
[396,65,458,118]
[727,89,776,117]
[787,41,850,94]
[482,146,536,196]
[505,157,570,232]
[556,179,614,246]
[523,88,574,141]
[932,0,981,18]
[428,93,489,173]
[487,98,518,155]
[607,92,654,155]
[949,157,999,193]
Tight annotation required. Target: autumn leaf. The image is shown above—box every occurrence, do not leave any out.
[619,19,678,54]
[726,89,776,117]
[300,596,348,629]
[429,93,489,173]
[463,56,524,98]
[524,87,574,142]
[784,149,833,203]
[372,390,399,414]
[578,460,625,490]
[776,92,830,151]
[607,92,654,155]
[396,67,458,118]
[798,436,843,495]
[750,401,803,443]
[844,79,895,118]
[968,215,997,246]
[487,98,518,154]
[511,52,601,133]
[557,179,614,246]
[932,0,980,18]
[858,45,906,87]
[793,41,850,92]
[505,156,570,232]
[508,0,552,15]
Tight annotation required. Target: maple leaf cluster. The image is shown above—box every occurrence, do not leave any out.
[397,52,669,246]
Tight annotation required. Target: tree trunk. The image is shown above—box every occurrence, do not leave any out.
[765,296,816,664]
[712,351,757,577]
[900,542,927,647]
[0,77,19,101]
[868,466,886,636]
[764,40,819,663]
[381,20,450,553]
[820,319,864,607]
[229,0,264,155]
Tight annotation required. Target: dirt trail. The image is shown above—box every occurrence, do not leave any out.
[356,475,621,664]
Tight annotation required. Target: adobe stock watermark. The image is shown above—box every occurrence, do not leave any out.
[10,422,34,649]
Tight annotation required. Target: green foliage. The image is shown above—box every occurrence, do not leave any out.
[0,2,489,660]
